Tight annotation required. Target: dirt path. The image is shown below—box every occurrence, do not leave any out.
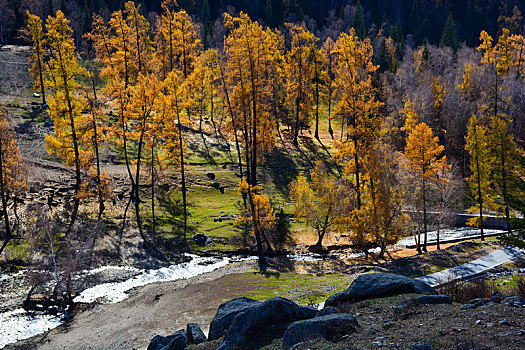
[6,263,255,350]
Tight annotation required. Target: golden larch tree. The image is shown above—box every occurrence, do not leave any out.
[0,107,27,255]
[403,122,446,253]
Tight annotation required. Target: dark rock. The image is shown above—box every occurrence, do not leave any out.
[325,273,436,307]
[208,297,262,341]
[186,323,207,344]
[211,181,220,189]
[147,330,187,350]
[501,296,525,307]
[460,298,486,310]
[192,234,208,247]
[281,313,359,350]
[316,306,339,317]
[217,297,317,350]
[395,295,452,309]
[410,343,432,350]
[206,172,216,180]
[491,292,505,303]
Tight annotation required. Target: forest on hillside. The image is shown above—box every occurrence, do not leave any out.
[0,0,524,312]
[1,0,525,47]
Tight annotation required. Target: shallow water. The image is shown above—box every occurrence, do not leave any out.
[396,227,505,247]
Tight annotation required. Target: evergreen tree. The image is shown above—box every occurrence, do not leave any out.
[353,0,366,39]
[265,0,273,26]
[409,0,420,39]
[47,0,54,17]
[200,0,210,24]
[440,13,459,50]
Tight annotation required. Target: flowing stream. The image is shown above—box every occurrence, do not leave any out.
[0,254,234,349]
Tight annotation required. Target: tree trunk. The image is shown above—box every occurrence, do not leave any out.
[174,96,188,242]
[135,127,146,244]
[293,97,300,146]
[151,141,156,240]
[90,78,104,221]
[0,138,12,256]
[422,180,428,252]
[314,71,320,140]
[476,155,484,241]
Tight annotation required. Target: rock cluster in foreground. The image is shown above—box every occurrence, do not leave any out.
[146,272,524,350]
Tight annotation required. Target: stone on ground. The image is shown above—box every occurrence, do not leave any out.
[217,297,317,350]
[325,273,436,307]
[208,297,262,341]
[147,330,187,350]
[281,313,359,350]
[186,323,207,344]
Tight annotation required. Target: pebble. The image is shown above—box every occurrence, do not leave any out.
[372,341,382,346]
[486,323,495,328]
[499,319,510,326]
[476,320,482,325]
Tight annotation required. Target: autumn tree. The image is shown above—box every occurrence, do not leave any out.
[43,10,88,232]
[487,115,521,234]
[235,178,276,257]
[289,162,351,248]
[156,1,202,239]
[364,140,409,259]
[88,2,154,235]
[24,11,46,105]
[332,28,383,210]
[465,115,494,240]
[284,24,315,145]
[321,37,336,138]
[161,71,187,239]
[0,107,27,255]
[223,12,280,266]
[127,73,161,242]
[403,122,446,253]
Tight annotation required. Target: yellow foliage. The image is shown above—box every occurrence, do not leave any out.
[235,179,275,235]
[403,122,446,181]
[401,99,419,135]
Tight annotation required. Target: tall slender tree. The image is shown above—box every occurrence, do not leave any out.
[24,11,46,105]
[44,10,87,233]
[0,107,27,255]
[403,122,446,253]
[465,115,493,241]
[332,28,382,210]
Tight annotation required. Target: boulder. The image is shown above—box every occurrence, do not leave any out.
[501,296,525,307]
[186,323,207,344]
[281,313,359,350]
[147,330,187,350]
[316,306,339,317]
[206,172,216,180]
[325,273,436,307]
[192,234,208,247]
[217,297,317,350]
[395,295,452,309]
[410,343,433,350]
[460,298,486,310]
[208,297,262,341]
